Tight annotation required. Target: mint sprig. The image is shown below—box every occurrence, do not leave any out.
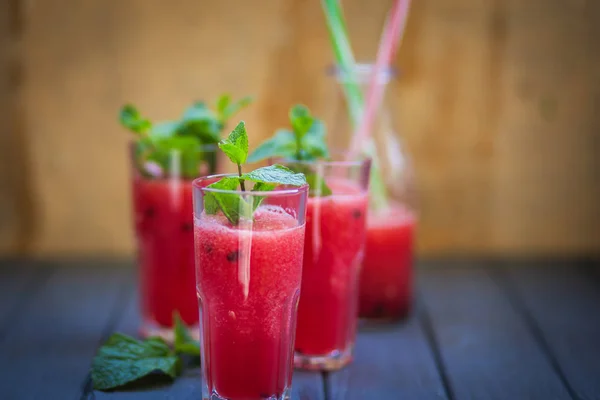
[247,105,332,197]
[92,334,179,391]
[247,104,330,163]
[204,121,307,225]
[91,313,200,391]
[119,95,253,179]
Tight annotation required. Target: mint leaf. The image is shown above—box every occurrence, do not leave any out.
[221,96,253,122]
[216,94,231,116]
[145,136,202,178]
[150,121,180,139]
[218,121,249,165]
[91,333,179,391]
[247,129,297,163]
[204,176,240,214]
[243,164,307,187]
[305,172,332,197]
[251,181,277,210]
[120,105,151,135]
[173,312,200,357]
[181,102,222,143]
[302,120,330,160]
[289,104,314,139]
[205,176,252,225]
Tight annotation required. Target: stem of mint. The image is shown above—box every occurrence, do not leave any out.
[237,163,246,191]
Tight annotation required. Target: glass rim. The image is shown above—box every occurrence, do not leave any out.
[326,63,399,82]
[193,173,310,197]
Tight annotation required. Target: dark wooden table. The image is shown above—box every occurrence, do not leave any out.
[0,258,599,400]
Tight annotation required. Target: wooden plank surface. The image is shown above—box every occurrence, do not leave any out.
[327,311,447,400]
[0,260,52,337]
[2,259,600,399]
[419,263,573,400]
[0,260,132,399]
[500,261,600,400]
[90,282,326,400]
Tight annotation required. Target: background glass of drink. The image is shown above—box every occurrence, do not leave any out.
[193,176,308,400]
[130,144,218,340]
[327,64,419,322]
[281,156,371,371]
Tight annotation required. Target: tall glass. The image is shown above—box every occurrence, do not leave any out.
[193,175,308,400]
[281,156,371,371]
[130,144,218,340]
[328,64,418,322]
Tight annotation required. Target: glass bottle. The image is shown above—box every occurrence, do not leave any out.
[327,63,418,322]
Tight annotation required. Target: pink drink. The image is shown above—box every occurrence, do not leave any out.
[359,204,416,320]
[132,177,198,331]
[294,180,368,369]
[195,206,305,399]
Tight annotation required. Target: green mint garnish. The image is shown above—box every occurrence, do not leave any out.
[242,164,307,187]
[247,104,331,197]
[120,105,152,135]
[247,104,330,163]
[204,121,307,225]
[173,313,201,357]
[218,120,249,166]
[91,313,200,391]
[91,334,180,390]
[120,95,253,179]
[216,94,253,124]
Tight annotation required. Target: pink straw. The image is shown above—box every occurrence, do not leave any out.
[348,0,412,158]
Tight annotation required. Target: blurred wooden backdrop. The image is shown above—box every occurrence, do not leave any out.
[0,0,598,257]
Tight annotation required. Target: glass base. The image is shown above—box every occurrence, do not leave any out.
[293,344,353,371]
[139,319,199,343]
[203,386,291,400]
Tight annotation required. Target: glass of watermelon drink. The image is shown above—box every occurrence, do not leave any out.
[280,156,371,371]
[130,144,218,340]
[193,175,309,400]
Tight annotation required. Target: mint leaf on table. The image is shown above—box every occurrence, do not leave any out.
[120,105,152,135]
[218,121,249,165]
[91,333,179,391]
[173,313,200,357]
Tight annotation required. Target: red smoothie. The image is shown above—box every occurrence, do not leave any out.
[359,204,416,320]
[294,180,368,368]
[132,177,198,331]
[194,207,305,399]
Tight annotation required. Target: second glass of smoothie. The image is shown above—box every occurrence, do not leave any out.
[282,156,371,371]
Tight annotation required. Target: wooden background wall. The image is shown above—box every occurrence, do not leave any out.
[0,0,598,257]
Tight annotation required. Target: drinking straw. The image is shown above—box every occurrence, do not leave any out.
[321,0,363,125]
[348,0,412,158]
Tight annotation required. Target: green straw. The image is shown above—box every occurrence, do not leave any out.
[321,0,389,211]
[321,0,363,125]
